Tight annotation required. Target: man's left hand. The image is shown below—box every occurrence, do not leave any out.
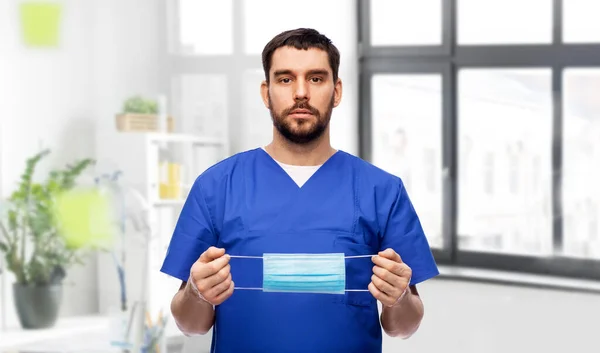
[369,248,412,307]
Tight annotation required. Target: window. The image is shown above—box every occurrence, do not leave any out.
[242,0,346,55]
[457,69,553,256]
[370,0,442,46]
[171,74,228,136]
[562,68,600,259]
[457,0,552,45]
[360,1,600,281]
[482,152,494,195]
[507,142,523,195]
[370,74,443,249]
[176,0,233,55]
[563,0,600,44]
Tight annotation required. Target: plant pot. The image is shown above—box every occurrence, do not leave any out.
[13,283,63,329]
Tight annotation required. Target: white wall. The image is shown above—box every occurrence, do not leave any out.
[328,2,359,156]
[0,0,99,328]
[0,0,162,327]
[91,0,163,315]
[388,278,600,353]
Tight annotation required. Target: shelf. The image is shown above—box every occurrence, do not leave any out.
[152,199,186,207]
[0,314,184,352]
[0,315,108,350]
[146,132,223,146]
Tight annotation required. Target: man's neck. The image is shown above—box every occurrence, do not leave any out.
[265,130,336,166]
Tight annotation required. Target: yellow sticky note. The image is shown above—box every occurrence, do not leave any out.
[20,2,62,47]
[52,188,116,250]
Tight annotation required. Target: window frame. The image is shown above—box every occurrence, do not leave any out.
[359,0,600,281]
[359,0,453,57]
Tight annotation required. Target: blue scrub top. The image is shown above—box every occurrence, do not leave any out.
[161,148,439,353]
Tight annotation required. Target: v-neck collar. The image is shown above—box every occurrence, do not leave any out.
[256,147,343,190]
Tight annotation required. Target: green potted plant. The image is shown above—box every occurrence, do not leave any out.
[122,95,158,115]
[0,149,95,329]
[115,95,173,132]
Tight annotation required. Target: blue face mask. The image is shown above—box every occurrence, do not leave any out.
[230,253,373,294]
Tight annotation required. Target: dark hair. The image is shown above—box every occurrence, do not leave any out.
[261,28,340,84]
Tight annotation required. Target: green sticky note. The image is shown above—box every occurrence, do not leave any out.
[20,2,62,47]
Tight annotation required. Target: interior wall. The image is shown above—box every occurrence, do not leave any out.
[90,0,162,315]
[328,2,359,156]
[387,278,600,353]
[0,0,99,328]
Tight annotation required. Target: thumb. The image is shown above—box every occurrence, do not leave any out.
[198,246,225,263]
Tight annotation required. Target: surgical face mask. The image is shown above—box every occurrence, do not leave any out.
[230,253,373,294]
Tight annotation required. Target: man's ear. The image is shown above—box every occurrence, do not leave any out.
[260,80,270,109]
[333,78,343,108]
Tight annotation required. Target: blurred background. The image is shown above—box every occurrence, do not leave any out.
[1,0,600,352]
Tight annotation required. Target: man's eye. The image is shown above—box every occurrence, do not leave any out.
[311,77,322,82]
[280,78,291,83]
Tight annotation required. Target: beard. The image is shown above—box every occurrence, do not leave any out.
[269,93,334,145]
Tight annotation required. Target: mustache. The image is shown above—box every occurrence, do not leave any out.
[282,101,320,116]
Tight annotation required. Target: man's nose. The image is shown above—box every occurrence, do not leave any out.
[294,80,309,101]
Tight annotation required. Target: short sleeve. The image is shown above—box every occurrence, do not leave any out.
[160,178,218,282]
[379,181,439,286]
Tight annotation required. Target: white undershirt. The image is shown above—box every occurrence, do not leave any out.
[275,160,322,188]
[263,148,322,187]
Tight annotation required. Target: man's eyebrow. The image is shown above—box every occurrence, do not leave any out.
[272,69,330,77]
[273,69,293,77]
[307,69,330,76]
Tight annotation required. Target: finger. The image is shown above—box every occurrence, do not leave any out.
[194,254,230,279]
[203,273,232,299]
[372,265,405,289]
[372,255,409,278]
[199,247,226,263]
[368,282,396,307]
[195,264,231,292]
[212,280,235,305]
[371,273,401,299]
[378,248,402,262]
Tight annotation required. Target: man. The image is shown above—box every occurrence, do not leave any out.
[161,28,439,352]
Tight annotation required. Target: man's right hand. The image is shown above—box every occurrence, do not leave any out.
[187,246,234,305]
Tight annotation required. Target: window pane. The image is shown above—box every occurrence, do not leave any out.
[171,74,228,137]
[563,0,600,43]
[371,74,443,249]
[242,0,346,55]
[370,0,442,46]
[457,69,553,256]
[177,0,233,55]
[457,0,552,45]
[562,68,600,259]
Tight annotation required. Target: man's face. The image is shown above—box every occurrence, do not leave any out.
[261,46,342,144]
